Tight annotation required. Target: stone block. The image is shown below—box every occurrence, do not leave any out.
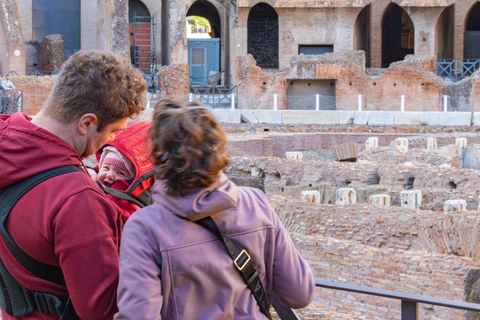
[251,167,263,178]
[300,190,321,204]
[338,111,355,124]
[400,190,422,209]
[427,137,437,151]
[368,111,394,125]
[240,110,259,124]
[444,199,467,212]
[365,137,379,150]
[438,112,472,126]
[209,110,241,123]
[286,151,303,160]
[393,112,423,125]
[473,112,480,126]
[456,138,467,148]
[353,111,370,125]
[422,112,439,126]
[251,110,282,124]
[282,111,339,124]
[335,188,356,205]
[369,194,391,206]
[395,138,409,153]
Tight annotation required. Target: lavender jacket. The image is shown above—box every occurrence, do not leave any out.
[115,173,315,320]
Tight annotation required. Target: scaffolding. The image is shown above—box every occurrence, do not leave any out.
[132,13,158,75]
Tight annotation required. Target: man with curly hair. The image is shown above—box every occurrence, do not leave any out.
[0,50,147,320]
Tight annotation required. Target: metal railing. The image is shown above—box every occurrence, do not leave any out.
[0,90,23,114]
[271,280,480,319]
[143,72,161,94]
[434,59,480,82]
[191,85,237,109]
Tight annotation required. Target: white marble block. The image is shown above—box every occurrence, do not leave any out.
[251,167,263,178]
[395,138,409,153]
[400,190,422,209]
[336,188,356,205]
[366,137,379,150]
[369,194,391,206]
[300,190,321,204]
[286,151,303,160]
[427,137,437,151]
[456,138,467,148]
[444,199,467,213]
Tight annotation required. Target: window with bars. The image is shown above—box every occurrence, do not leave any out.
[247,3,279,68]
[298,45,334,56]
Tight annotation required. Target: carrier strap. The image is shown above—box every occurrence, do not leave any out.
[0,165,82,284]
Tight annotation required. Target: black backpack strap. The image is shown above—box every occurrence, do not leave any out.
[0,165,82,284]
[99,170,155,208]
[195,217,272,320]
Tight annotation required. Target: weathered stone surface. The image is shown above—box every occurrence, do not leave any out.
[427,137,437,150]
[395,138,409,153]
[336,188,356,205]
[443,199,467,212]
[40,34,66,75]
[159,64,190,96]
[365,137,378,150]
[300,190,321,204]
[400,190,422,209]
[369,194,391,206]
[286,151,303,160]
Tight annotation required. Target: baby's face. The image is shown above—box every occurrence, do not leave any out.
[98,164,131,187]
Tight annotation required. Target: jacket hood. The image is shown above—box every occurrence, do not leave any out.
[96,121,154,181]
[152,173,239,220]
[0,113,84,189]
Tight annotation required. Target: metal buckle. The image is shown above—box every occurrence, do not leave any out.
[234,250,251,270]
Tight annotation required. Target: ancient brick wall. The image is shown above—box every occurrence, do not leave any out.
[0,0,25,76]
[10,76,56,115]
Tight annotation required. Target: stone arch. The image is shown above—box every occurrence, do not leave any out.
[381,2,414,67]
[354,4,372,67]
[435,5,454,60]
[464,1,480,59]
[247,2,278,69]
[454,0,478,60]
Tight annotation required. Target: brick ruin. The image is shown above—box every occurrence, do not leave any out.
[221,125,480,318]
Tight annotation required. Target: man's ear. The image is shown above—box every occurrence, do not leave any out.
[77,113,98,135]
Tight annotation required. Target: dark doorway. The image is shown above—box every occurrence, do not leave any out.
[354,5,371,67]
[435,5,454,60]
[247,3,279,69]
[381,3,414,68]
[128,0,153,72]
[465,2,480,60]
[32,0,81,58]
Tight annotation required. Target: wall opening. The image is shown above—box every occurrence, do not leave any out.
[248,3,278,69]
[381,3,414,68]
[464,2,480,60]
[435,5,454,60]
[32,0,81,58]
[286,80,336,110]
[354,4,371,68]
[405,176,415,189]
[186,0,222,85]
[128,0,152,71]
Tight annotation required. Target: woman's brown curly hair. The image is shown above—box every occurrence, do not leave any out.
[150,98,230,196]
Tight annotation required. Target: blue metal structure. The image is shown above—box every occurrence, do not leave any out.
[434,59,480,81]
[188,39,220,85]
[191,85,236,109]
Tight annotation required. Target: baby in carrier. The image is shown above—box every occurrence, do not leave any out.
[88,121,154,222]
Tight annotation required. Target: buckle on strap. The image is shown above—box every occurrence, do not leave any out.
[234,250,251,271]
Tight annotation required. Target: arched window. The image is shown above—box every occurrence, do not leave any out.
[247,3,278,69]
[464,2,480,60]
[381,3,414,67]
[354,5,371,67]
[129,0,150,23]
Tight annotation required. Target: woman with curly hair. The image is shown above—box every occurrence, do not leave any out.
[115,98,315,320]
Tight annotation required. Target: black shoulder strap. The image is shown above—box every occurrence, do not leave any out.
[0,165,82,284]
[195,217,272,320]
[99,170,155,208]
